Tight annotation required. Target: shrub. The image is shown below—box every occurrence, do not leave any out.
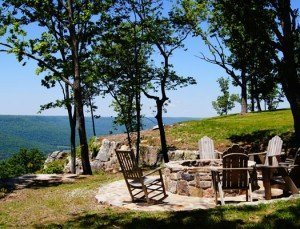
[0,149,45,179]
[89,136,100,158]
[43,160,65,174]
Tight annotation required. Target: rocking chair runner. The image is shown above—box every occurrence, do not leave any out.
[115,149,168,204]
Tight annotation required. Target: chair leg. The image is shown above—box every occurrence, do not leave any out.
[218,182,225,205]
[159,170,168,198]
[215,190,218,205]
[142,186,150,204]
[246,190,249,202]
[249,183,253,202]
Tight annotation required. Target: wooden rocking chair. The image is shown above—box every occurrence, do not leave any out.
[211,145,254,205]
[115,149,168,204]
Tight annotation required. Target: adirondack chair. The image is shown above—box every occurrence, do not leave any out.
[211,145,253,205]
[115,149,168,204]
[249,135,284,166]
[198,136,222,159]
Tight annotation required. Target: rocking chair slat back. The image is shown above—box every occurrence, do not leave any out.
[116,150,142,180]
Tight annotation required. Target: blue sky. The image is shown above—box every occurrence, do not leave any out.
[0,1,299,118]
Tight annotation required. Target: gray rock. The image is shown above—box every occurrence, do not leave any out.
[181,173,194,181]
[183,151,198,160]
[177,180,189,195]
[96,139,111,162]
[174,151,184,161]
[64,157,82,174]
[169,180,177,193]
[199,181,212,189]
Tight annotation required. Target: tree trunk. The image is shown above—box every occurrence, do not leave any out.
[241,71,248,114]
[125,123,132,149]
[277,0,300,145]
[250,75,255,112]
[74,88,92,175]
[255,96,262,112]
[155,100,169,163]
[135,90,141,164]
[253,77,262,112]
[89,97,96,136]
[67,0,92,175]
[66,102,77,174]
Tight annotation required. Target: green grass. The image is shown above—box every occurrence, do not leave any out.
[164,109,294,150]
[0,173,299,228]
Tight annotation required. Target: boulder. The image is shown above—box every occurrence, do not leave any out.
[96,139,111,162]
[64,157,82,174]
[45,150,69,164]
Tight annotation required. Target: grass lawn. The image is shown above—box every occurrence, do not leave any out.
[0,173,299,228]
[164,109,294,150]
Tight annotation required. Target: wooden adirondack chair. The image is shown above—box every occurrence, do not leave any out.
[279,147,300,169]
[211,145,253,205]
[198,136,222,159]
[249,135,284,166]
[115,149,168,204]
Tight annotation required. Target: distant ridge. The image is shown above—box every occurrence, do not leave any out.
[0,115,198,160]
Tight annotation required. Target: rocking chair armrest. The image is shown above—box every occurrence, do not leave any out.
[142,167,163,177]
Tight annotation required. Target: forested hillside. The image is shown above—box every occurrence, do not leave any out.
[0,115,193,160]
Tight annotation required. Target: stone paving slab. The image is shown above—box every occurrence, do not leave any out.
[95,178,299,212]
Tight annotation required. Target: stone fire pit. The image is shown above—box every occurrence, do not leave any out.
[164,159,222,198]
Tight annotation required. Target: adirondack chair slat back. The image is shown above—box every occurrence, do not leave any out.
[222,145,249,189]
[116,150,142,180]
[222,152,249,189]
[199,136,216,159]
[265,135,283,165]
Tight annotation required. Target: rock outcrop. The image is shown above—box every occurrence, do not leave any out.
[45,139,200,174]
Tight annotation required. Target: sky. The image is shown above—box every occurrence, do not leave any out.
[0,1,299,118]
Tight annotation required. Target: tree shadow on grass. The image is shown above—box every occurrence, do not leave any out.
[41,202,300,229]
[228,130,295,153]
[0,174,86,199]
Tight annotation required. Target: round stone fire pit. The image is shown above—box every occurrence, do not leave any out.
[164,159,222,198]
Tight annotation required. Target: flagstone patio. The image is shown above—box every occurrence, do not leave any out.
[95,177,299,212]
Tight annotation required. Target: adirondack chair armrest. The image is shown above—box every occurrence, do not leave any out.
[214,150,223,155]
[213,167,254,171]
[142,167,163,177]
[248,151,267,156]
[210,167,219,172]
[278,163,298,168]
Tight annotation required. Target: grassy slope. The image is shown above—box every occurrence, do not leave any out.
[162,109,294,150]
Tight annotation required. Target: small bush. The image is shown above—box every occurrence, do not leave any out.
[43,160,65,174]
[89,136,100,158]
[0,149,45,179]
